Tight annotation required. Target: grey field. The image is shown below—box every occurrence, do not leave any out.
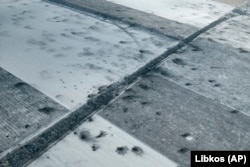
[0,67,68,154]
[0,0,250,167]
[100,67,250,167]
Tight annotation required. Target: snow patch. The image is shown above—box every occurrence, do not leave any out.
[107,0,234,27]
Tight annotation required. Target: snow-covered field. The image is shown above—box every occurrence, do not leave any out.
[0,1,179,166]
[28,115,177,167]
[214,0,246,6]
[203,15,250,51]
[107,0,234,27]
[0,0,176,110]
[1,0,244,166]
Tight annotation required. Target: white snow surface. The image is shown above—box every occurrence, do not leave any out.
[107,0,234,27]
[0,0,176,110]
[203,15,250,51]
[28,115,178,167]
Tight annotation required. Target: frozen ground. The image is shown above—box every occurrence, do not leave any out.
[0,0,178,166]
[106,0,234,27]
[0,0,249,167]
[202,15,250,51]
[28,115,177,167]
[214,0,246,6]
[0,0,176,110]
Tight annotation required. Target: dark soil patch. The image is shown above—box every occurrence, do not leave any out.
[132,146,143,155]
[116,146,129,155]
[96,131,107,138]
[38,106,55,115]
[172,58,186,66]
[79,130,92,142]
[91,144,100,151]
